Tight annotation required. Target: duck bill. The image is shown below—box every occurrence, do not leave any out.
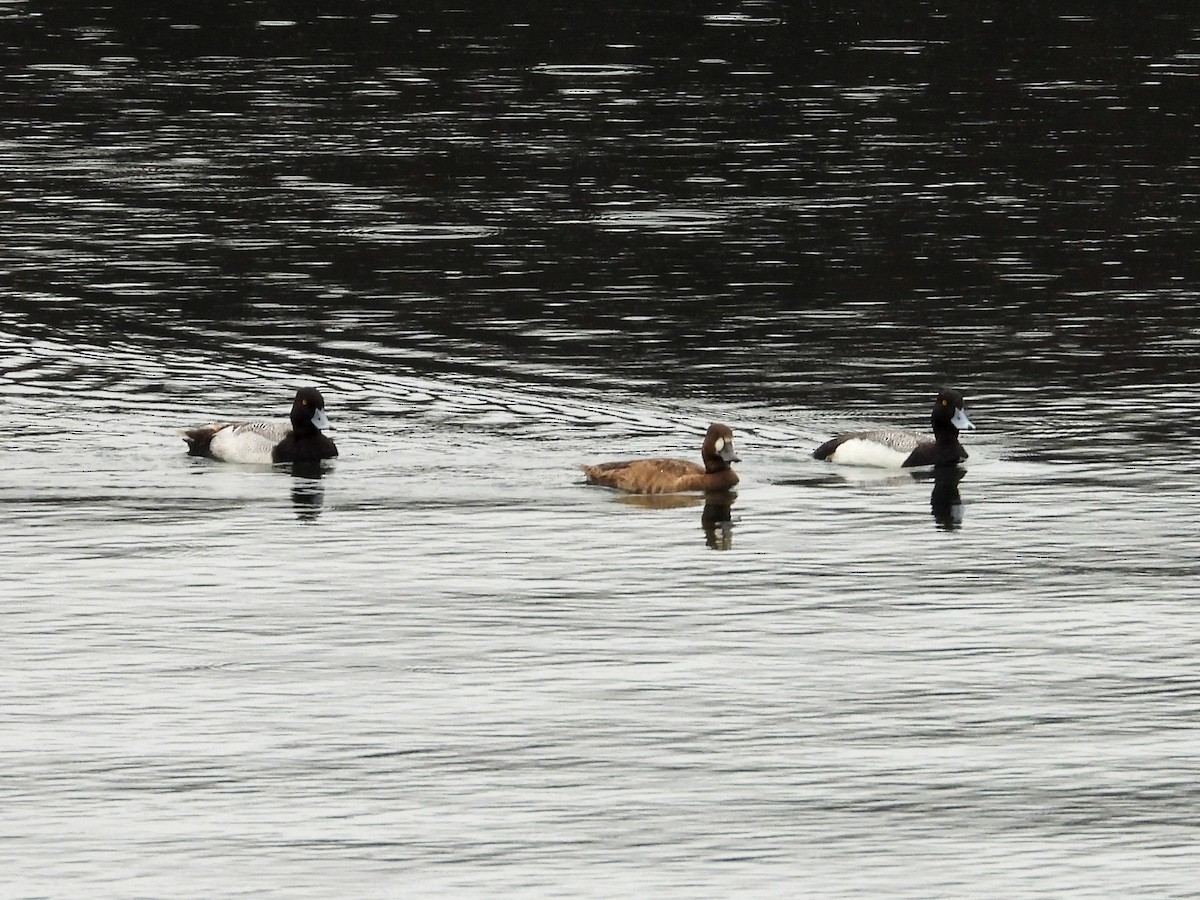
[951,407,974,431]
[719,445,740,463]
[311,408,331,430]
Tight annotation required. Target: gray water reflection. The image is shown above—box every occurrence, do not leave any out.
[4,1,1200,897]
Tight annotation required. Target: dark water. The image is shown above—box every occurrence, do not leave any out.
[4,3,1200,896]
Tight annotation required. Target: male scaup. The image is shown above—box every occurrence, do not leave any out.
[581,423,740,494]
[813,389,973,468]
[180,387,338,464]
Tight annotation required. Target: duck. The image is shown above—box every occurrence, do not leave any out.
[180,387,338,464]
[581,423,740,494]
[813,389,974,468]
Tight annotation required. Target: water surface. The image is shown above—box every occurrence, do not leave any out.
[4,2,1200,896]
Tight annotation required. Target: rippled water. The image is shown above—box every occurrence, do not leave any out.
[4,2,1200,896]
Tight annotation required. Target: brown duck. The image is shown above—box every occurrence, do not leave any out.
[581,423,740,494]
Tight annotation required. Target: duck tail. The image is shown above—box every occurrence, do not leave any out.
[180,425,224,457]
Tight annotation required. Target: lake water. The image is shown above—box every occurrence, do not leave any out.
[3,2,1200,896]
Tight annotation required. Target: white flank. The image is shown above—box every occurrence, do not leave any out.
[208,421,290,464]
[826,437,912,469]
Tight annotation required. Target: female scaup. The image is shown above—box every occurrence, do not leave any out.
[180,387,338,464]
[813,389,974,469]
[582,423,740,494]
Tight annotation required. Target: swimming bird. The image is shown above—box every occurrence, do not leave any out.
[813,389,974,468]
[180,387,338,464]
[581,423,740,494]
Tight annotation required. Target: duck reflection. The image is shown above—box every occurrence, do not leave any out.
[800,466,966,531]
[925,468,966,530]
[701,493,735,550]
[615,491,737,550]
[289,461,327,523]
